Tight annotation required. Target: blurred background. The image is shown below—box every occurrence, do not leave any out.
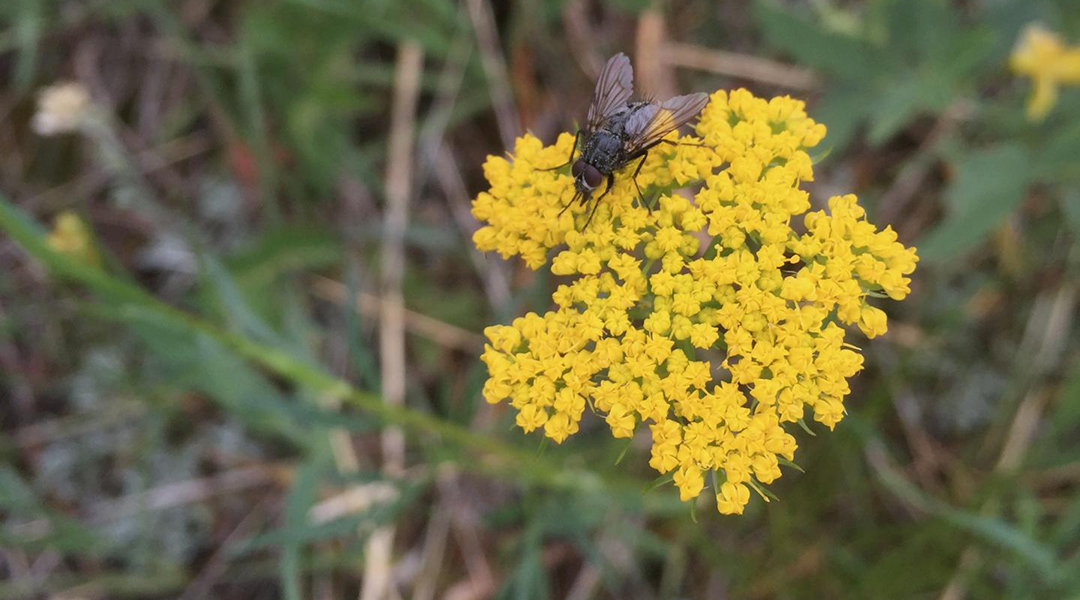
[2,0,1079,598]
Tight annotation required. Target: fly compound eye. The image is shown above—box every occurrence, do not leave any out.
[571,160,585,178]
[583,164,603,189]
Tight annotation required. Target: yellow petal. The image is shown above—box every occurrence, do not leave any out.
[1027,77,1059,121]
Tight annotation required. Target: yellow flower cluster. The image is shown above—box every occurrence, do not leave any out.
[1010,24,1080,121]
[473,90,917,515]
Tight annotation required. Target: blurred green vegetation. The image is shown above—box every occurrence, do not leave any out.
[1,0,1079,598]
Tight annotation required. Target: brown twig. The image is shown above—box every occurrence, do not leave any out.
[873,340,948,492]
[177,497,272,600]
[24,132,213,212]
[1016,280,1078,378]
[1029,461,1080,489]
[662,42,821,90]
[566,516,648,600]
[561,0,605,80]
[635,5,675,100]
[433,146,512,311]
[937,279,1077,600]
[0,300,34,418]
[413,23,512,311]
[310,483,399,524]
[417,21,471,186]
[936,388,1051,600]
[311,276,485,353]
[80,464,284,526]
[410,502,452,600]
[466,0,521,150]
[360,40,423,600]
[877,101,970,226]
[438,472,496,600]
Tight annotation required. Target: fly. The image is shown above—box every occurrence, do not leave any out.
[546,53,709,226]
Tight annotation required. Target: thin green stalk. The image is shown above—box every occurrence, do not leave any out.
[0,194,604,491]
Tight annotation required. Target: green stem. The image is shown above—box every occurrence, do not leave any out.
[0,194,603,490]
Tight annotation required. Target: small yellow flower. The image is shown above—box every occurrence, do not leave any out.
[47,211,99,267]
[474,89,917,515]
[716,481,751,515]
[1010,24,1080,120]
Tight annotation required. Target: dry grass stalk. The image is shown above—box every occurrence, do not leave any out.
[662,42,821,90]
[360,40,424,600]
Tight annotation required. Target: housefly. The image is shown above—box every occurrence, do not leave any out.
[547,52,709,225]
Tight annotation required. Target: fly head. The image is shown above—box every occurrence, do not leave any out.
[572,159,603,197]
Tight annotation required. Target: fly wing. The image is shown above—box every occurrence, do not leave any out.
[623,92,709,154]
[586,53,634,129]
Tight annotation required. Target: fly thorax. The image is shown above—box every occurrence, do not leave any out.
[587,131,623,171]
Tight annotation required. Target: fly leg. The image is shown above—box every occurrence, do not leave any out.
[558,189,582,217]
[628,151,650,211]
[657,136,721,163]
[541,130,582,171]
[583,174,615,229]
[659,138,704,148]
[557,191,583,219]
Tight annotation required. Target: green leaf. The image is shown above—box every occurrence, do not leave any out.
[643,472,674,494]
[228,226,343,288]
[867,77,927,145]
[280,457,326,600]
[1046,363,1080,441]
[13,0,42,91]
[917,143,1032,261]
[1035,119,1080,181]
[1061,189,1080,238]
[867,36,985,146]
[0,466,105,555]
[238,478,414,555]
[873,446,1062,583]
[607,0,650,13]
[812,82,876,154]
[753,0,880,78]
[932,26,997,85]
[504,525,548,600]
[777,456,805,473]
[0,191,613,493]
[614,438,633,465]
[100,303,310,446]
[278,0,455,54]
[809,145,833,165]
[747,478,780,503]
[1051,483,1080,549]
[202,255,285,345]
